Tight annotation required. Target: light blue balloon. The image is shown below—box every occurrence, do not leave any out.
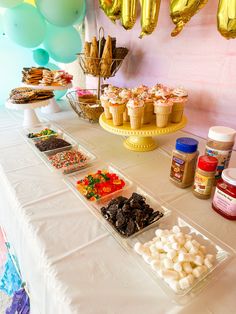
[76,0,86,25]
[46,62,68,100]
[36,0,85,27]
[0,0,23,8]
[33,48,49,66]
[3,3,46,48]
[43,24,82,63]
[0,14,4,35]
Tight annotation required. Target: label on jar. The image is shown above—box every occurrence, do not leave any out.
[193,173,214,195]
[213,187,236,216]
[170,156,185,182]
[205,145,232,179]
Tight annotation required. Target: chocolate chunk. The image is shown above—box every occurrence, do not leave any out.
[100,192,164,237]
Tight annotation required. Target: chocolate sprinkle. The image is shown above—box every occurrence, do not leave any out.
[35,137,71,152]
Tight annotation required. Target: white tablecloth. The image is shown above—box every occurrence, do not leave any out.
[0,105,236,314]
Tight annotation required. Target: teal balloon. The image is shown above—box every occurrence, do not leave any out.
[46,62,67,100]
[76,0,86,25]
[36,0,85,27]
[0,0,23,8]
[3,3,46,48]
[0,14,4,35]
[43,24,82,63]
[33,48,49,66]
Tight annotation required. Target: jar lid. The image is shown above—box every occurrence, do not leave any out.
[198,155,218,172]
[208,126,236,142]
[176,137,198,153]
[222,168,236,186]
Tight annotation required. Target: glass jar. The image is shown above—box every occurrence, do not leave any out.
[170,137,199,188]
[205,126,236,180]
[193,155,218,199]
[212,168,236,220]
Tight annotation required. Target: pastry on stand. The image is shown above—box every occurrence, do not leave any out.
[5,87,53,127]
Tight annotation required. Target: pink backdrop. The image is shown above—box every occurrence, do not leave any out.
[87,0,236,148]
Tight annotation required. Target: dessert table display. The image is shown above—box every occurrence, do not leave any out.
[0,105,236,314]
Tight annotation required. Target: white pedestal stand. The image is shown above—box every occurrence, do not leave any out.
[5,99,50,128]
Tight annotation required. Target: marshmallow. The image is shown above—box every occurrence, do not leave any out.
[184,240,193,252]
[134,242,143,255]
[167,250,177,260]
[163,244,173,253]
[194,255,204,266]
[150,260,161,271]
[172,242,181,250]
[189,246,199,255]
[161,236,168,243]
[168,280,181,293]
[176,235,185,245]
[143,254,153,264]
[163,258,174,270]
[155,229,164,238]
[178,248,187,254]
[179,271,187,278]
[162,269,179,281]
[172,225,181,234]
[182,262,193,274]
[150,244,157,253]
[178,253,192,262]
[204,258,213,269]
[193,266,204,278]
[192,239,200,248]
[179,276,191,290]
[168,234,176,243]
[155,240,163,250]
[206,254,215,263]
[199,245,206,254]
[185,234,192,240]
[173,262,182,272]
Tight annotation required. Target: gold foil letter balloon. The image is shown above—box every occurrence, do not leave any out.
[170,0,208,36]
[121,0,138,29]
[139,0,161,38]
[218,0,236,39]
[99,0,121,22]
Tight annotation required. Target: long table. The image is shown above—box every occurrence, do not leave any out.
[0,105,236,314]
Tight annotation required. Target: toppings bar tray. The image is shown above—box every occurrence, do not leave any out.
[125,209,234,303]
[64,164,132,203]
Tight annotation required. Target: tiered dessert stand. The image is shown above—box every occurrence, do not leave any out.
[23,83,72,114]
[99,114,187,152]
[5,98,50,127]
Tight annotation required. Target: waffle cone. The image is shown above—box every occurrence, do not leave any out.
[109,103,126,126]
[100,36,112,77]
[123,107,130,122]
[143,101,154,124]
[128,106,144,130]
[89,37,99,75]
[171,102,185,123]
[155,114,169,128]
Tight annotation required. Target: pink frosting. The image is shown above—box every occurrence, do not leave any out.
[76,88,93,97]
[127,98,144,108]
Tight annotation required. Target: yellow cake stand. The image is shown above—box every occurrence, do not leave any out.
[99,113,187,152]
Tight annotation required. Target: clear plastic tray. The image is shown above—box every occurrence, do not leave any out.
[22,122,65,141]
[91,186,171,244]
[125,208,235,303]
[64,164,133,205]
[31,132,77,153]
[40,144,97,175]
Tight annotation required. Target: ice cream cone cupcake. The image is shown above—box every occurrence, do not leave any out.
[127,98,144,130]
[119,88,132,122]
[169,96,187,123]
[138,91,154,124]
[100,93,112,120]
[109,96,126,126]
[154,99,173,128]
[169,87,188,123]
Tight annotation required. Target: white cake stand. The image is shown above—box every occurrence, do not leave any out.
[5,98,50,127]
[23,83,72,114]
